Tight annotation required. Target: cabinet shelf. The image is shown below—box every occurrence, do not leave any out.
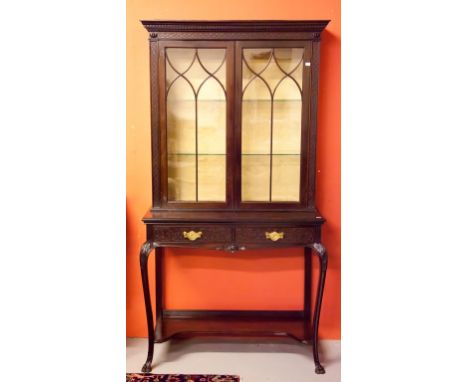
[168,153,301,156]
[241,153,301,156]
[168,99,302,102]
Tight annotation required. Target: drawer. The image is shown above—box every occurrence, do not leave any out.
[150,225,232,244]
[235,226,317,245]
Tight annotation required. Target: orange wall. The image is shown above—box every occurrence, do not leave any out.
[127,0,341,339]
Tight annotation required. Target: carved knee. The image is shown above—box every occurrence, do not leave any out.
[139,241,152,265]
[312,242,328,268]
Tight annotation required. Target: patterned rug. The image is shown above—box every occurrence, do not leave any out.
[126,374,240,382]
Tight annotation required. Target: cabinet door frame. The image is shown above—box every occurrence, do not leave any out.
[156,40,235,209]
[234,40,313,209]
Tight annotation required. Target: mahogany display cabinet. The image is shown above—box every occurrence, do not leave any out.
[138,20,330,375]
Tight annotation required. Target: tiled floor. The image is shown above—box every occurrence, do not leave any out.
[127,337,341,381]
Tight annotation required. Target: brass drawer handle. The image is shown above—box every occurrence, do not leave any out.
[265,231,284,242]
[183,231,203,241]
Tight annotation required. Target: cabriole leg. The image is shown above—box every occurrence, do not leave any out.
[139,241,155,373]
[311,242,328,374]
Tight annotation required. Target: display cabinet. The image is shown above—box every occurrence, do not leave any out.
[139,20,330,375]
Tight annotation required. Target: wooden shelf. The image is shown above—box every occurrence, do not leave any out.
[155,310,312,343]
[168,99,302,102]
[167,153,300,155]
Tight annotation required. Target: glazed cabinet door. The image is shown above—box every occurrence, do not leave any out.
[158,41,234,208]
[235,41,312,208]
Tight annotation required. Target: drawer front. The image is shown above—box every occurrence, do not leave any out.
[236,226,317,245]
[150,225,231,244]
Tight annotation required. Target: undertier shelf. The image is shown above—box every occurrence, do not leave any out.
[155,310,312,343]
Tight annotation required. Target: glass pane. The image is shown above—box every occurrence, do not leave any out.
[198,49,226,76]
[271,155,301,201]
[168,155,196,201]
[274,48,304,77]
[272,81,302,154]
[241,47,304,202]
[167,80,195,154]
[166,48,227,202]
[198,155,226,201]
[242,77,271,155]
[198,78,226,155]
[241,155,270,201]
